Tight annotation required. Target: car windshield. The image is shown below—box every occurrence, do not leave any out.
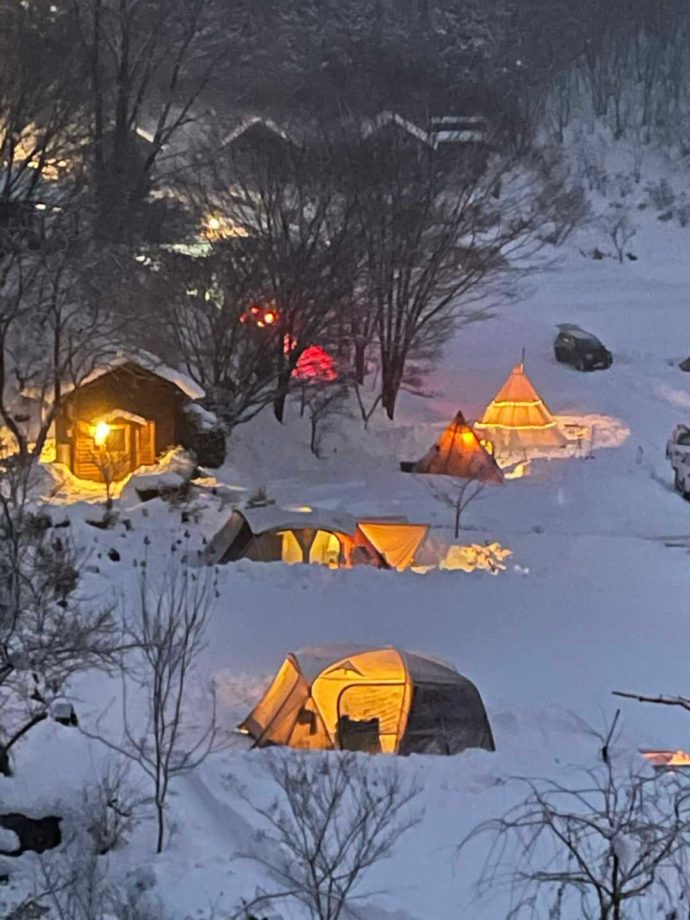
[572,333,601,348]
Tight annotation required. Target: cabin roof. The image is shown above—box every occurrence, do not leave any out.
[25,350,205,403]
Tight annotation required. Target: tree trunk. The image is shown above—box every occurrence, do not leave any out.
[273,369,291,423]
[381,363,403,420]
[310,418,319,457]
[155,799,165,854]
[354,338,367,385]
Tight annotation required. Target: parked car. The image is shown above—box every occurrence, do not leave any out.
[554,325,613,371]
[667,424,690,496]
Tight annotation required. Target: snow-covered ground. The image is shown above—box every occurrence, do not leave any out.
[5,201,690,918]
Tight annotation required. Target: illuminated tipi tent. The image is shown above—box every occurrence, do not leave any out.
[475,363,567,454]
[409,410,504,482]
[239,646,495,755]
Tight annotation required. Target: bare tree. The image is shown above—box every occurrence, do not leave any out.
[82,759,143,855]
[14,826,164,920]
[296,372,350,458]
[70,0,227,241]
[603,206,636,263]
[459,725,690,920]
[0,1,85,216]
[206,141,357,422]
[614,689,690,713]
[235,750,421,920]
[135,245,278,431]
[348,135,565,419]
[0,469,118,775]
[0,223,117,473]
[89,439,132,511]
[83,562,218,853]
[426,476,486,539]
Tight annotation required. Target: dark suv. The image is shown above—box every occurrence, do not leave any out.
[554,325,612,371]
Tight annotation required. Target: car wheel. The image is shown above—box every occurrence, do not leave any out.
[575,357,585,371]
[675,469,683,492]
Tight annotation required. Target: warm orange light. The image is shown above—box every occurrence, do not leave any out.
[93,421,111,447]
[642,750,690,767]
[240,303,280,329]
[481,422,559,430]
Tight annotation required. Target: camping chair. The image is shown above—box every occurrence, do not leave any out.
[337,715,382,754]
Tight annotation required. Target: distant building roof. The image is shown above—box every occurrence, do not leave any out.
[429,114,487,145]
[363,110,433,146]
[221,117,294,149]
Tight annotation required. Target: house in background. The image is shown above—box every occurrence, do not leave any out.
[362,110,434,151]
[54,354,205,483]
[221,117,297,172]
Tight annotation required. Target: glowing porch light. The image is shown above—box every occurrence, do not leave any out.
[93,421,111,447]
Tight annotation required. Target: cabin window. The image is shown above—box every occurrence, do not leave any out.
[104,427,126,451]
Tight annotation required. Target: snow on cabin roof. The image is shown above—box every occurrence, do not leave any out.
[61,351,205,401]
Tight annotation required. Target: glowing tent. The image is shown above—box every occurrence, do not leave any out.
[408,411,504,482]
[475,363,567,453]
[239,646,495,755]
[203,506,429,571]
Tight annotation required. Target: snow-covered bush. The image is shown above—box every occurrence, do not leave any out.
[180,404,226,469]
[82,761,143,855]
[0,463,117,775]
[461,730,690,919]
[238,751,421,920]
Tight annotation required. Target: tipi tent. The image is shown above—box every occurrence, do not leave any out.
[475,363,567,453]
[239,646,495,755]
[407,411,504,482]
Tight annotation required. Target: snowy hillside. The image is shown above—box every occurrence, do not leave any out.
[5,202,690,919]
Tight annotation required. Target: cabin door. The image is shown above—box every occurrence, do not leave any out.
[134,420,156,467]
[102,424,133,477]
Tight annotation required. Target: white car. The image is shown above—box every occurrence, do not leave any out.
[667,425,690,495]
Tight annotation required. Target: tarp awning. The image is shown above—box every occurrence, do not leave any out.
[357,522,429,570]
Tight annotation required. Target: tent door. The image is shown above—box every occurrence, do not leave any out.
[336,683,406,754]
[337,715,381,753]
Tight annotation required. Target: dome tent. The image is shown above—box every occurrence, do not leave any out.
[239,646,495,756]
[202,506,429,570]
[475,362,567,453]
[406,410,503,482]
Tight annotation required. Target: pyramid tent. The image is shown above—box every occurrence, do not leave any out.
[239,645,495,755]
[475,363,567,452]
[410,411,504,482]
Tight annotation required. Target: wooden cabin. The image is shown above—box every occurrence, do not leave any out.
[55,358,204,483]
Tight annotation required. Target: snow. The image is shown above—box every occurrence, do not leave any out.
[48,349,205,402]
[183,402,221,432]
[7,152,690,918]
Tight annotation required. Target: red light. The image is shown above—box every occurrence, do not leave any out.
[292,345,337,382]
